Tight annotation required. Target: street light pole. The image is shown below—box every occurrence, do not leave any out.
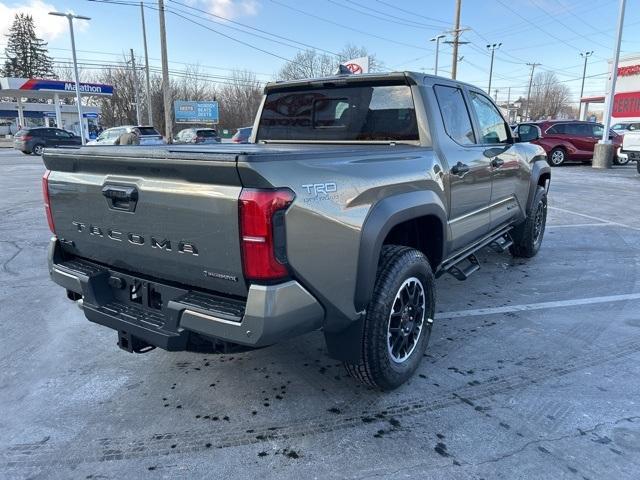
[486,43,501,94]
[600,0,626,144]
[430,34,446,76]
[49,11,90,145]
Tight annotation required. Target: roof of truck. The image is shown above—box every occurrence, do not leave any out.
[265,71,479,92]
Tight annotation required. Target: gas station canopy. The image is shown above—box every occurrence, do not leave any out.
[0,77,114,133]
[0,77,114,98]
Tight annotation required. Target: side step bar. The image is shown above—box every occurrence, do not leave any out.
[441,227,513,281]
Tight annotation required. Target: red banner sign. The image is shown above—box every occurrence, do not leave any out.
[612,91,640,118]
[618,65,640,76]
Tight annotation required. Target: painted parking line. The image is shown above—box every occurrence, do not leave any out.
[437,293,640,320]
[549,206,640,231]
[546,223,614,229]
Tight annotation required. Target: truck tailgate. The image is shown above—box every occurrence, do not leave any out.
[43,147,248,297]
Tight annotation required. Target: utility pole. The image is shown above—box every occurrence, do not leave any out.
[507,86,512,122]
[450,0,462,79]
[525,62,541,121]
[579,51,594,101]
[49,12,91,144]
[130,49,142,126]
[487,43,501,94]
[158,0,173,143]
[494,88,499,101]
[430,34,446,76]
[140,2,153,126]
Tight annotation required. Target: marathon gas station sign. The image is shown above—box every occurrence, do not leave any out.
[0,77,114,96]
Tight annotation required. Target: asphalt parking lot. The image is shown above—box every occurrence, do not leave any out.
[1,148,639,480]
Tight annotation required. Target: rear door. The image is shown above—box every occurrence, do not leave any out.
[44,149,248,297]
[433,84,492,252]
[466,89,523,231]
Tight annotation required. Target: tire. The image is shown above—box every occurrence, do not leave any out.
[344,245,435,390]
[548,147,566,167]
[614,155,630,166]
[509,186,547,258]
[32,144,44,156]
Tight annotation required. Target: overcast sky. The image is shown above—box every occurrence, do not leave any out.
[1,0,639,104]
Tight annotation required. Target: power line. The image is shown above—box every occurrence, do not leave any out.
[268,0,430,51]
[326,0,443,30]
[167,0,341,56]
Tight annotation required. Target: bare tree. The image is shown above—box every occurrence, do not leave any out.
[276,44,382,80]
[217,70,263,130]
[528,71,571,120]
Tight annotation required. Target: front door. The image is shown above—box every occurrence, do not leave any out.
[467,89,523,230]
[433,84,492,252]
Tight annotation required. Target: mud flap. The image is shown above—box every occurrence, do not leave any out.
[323,315,365,363]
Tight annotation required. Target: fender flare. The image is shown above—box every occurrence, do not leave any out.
[526,158,551,213]
[353,190,447,312]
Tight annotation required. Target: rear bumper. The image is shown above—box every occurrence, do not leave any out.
[48,238,324,350]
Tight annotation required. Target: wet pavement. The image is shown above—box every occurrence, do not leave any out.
[1,149,639,479]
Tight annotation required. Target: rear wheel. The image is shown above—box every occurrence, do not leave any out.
[510,186,547,258]
[344,246,435,390]
[614,155,630,166]
[548,147,566,167]
[32,144,44,156]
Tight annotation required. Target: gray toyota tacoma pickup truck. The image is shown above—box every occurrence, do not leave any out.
[43,72,550,390]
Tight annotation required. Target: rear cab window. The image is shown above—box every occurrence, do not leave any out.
[137,127,160,136]
[197,129,217,137]
[257,81,419,143]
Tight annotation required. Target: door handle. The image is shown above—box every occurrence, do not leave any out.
[491,157,504,168]
[451,162,470,176]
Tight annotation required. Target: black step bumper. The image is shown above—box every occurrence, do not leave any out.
[47,238,324,351]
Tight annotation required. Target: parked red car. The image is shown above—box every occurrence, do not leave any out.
[516,121,625,166]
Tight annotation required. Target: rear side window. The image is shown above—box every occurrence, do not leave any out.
[257,83,419,142]
[434,85,475,145]
[468,91,509,144]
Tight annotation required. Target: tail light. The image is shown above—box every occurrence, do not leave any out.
[42,170,55,233]
[232,137,241,143]
[239,188,295,281]
[195,136,204,143]
[22,135,32,142]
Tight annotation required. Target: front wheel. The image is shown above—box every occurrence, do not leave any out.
[510,186,547,258]
[344,246,435,390]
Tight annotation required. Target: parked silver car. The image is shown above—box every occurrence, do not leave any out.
[88,126,165,146]
[175,127,221,144]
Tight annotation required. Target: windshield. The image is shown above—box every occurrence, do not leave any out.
[612,124,627,131]
[257,83,419,142]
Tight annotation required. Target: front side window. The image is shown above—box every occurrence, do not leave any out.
[257,83,419,142]
[434,85,475,145]
[468,91,509,144]
[592,124,604,137]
